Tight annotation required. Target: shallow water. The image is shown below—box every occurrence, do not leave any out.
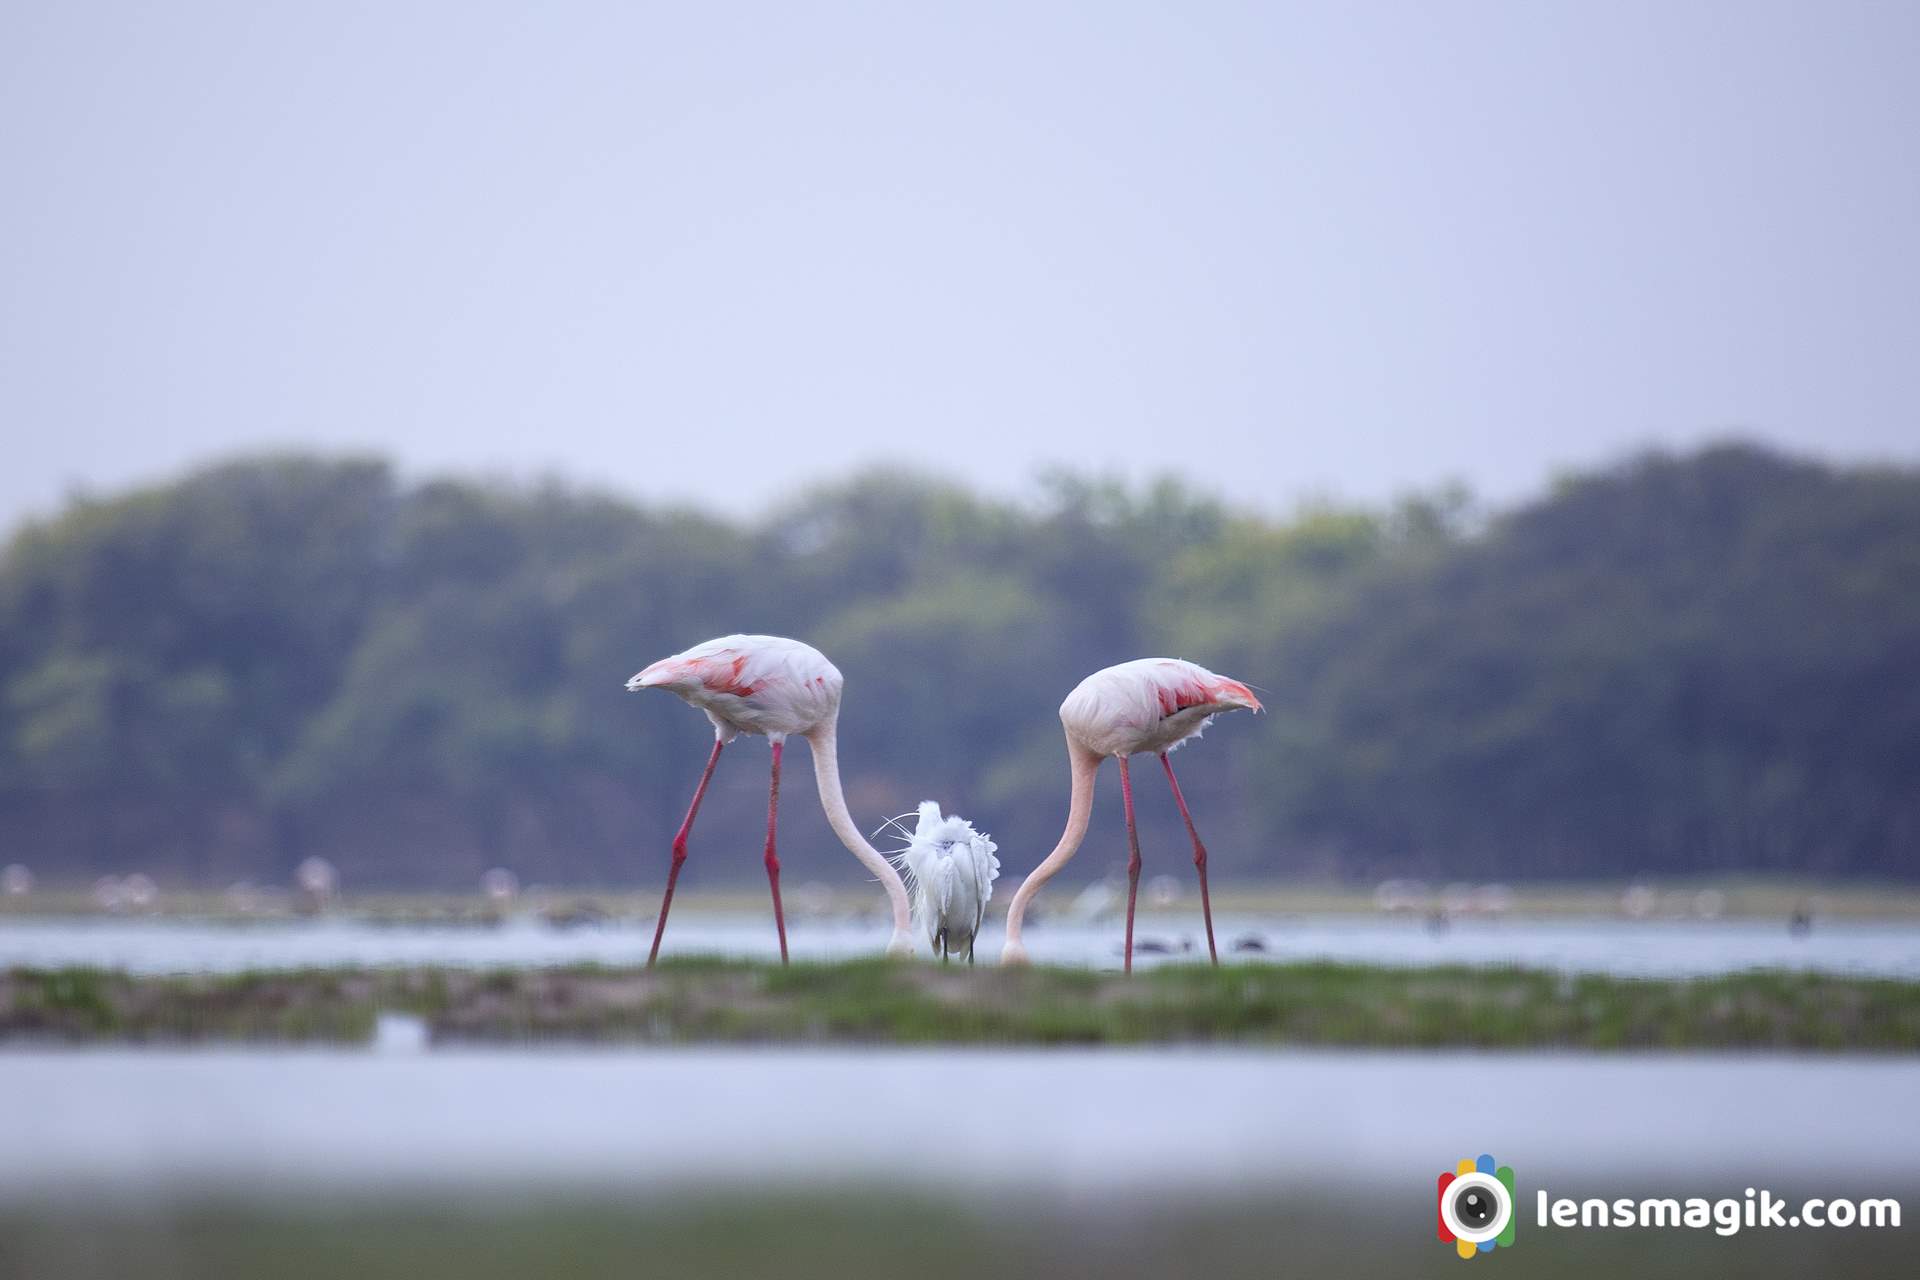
[1,913,1916,977]
[2,1048,1914,1202]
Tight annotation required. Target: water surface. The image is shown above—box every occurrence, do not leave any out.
[3,1048,1913,1203]
[1,913,1915,977]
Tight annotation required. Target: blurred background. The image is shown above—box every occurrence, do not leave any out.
[1,446,1917,895]
[3,3,1918,1277]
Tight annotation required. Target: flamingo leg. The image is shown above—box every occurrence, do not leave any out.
[1119,754,1143,974]
[764,739,789,965]
[1160,752,1218,965]
[648,738,724,967]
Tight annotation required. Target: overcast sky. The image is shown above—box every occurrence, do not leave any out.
[2,2,1915,527]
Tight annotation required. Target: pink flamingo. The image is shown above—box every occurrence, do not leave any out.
[1001,658,1262,971]
[627,634,913,964]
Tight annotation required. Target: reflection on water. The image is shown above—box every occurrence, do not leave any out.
[0,914,1916,977]
[2,1048,1915,1202]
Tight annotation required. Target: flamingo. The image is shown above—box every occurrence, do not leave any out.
[626,634,914,963]
[1000,658,1262,971]
[887,800,1000,963]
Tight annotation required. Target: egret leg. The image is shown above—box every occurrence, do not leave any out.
[1160,752,1219,965]
[1119,754,1143,974]
[764,739,789,965]
[648,738,724,968]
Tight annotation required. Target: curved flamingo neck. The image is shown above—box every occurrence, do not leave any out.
[806,718,914,952]
[1002,737,1103,955]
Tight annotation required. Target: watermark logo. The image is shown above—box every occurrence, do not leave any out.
[1438,1154,1517,1258]
[1433,1157,1900,1252]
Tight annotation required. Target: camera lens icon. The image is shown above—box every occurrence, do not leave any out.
[1445,1173,1509,1240]
[1437,1155,1516,1258]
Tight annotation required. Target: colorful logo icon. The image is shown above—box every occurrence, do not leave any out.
[1438,1154,1516,1258]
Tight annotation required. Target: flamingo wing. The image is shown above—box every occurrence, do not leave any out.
[1061,658,1262,756]
[628,634,842,737]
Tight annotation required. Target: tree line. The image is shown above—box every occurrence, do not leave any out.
[1,441,1914,890]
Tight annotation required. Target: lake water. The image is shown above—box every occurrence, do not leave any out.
[2,913,1917,977]
[2,1048,1914,1203]
[6,915,1915,1222]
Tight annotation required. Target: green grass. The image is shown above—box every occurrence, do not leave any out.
[5,958,1920,1049]
[4,1189,1916,1280]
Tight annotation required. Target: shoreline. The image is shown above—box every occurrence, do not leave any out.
[5,959,1917,1051]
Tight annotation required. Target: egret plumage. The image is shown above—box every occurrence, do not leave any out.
[627,633,914,964]
[1001,658,1262,971]
[887,801,1000,963]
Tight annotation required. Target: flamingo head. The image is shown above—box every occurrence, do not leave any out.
[626,657,693,693]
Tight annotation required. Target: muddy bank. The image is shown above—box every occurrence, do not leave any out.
[3,959,1917,1049]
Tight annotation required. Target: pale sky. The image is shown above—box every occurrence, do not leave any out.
[2,2,1916,526]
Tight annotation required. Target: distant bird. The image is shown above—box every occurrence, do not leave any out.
[1002,658,1261,971]
[294,856,338,914]
[628,634,913,964]
[479,867,520,903]
[887,801,1000,963]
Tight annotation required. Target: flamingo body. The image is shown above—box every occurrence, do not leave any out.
[890,801,1000,962]
[1060,658,1261,758]
[629,634,843,742]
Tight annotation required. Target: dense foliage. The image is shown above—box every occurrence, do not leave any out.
[1,443,1914,889]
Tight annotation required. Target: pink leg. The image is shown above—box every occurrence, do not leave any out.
[765,739,789,965]
[649,738,724,967]
[1161,752,1218,965]
[1119,754,1142,974]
